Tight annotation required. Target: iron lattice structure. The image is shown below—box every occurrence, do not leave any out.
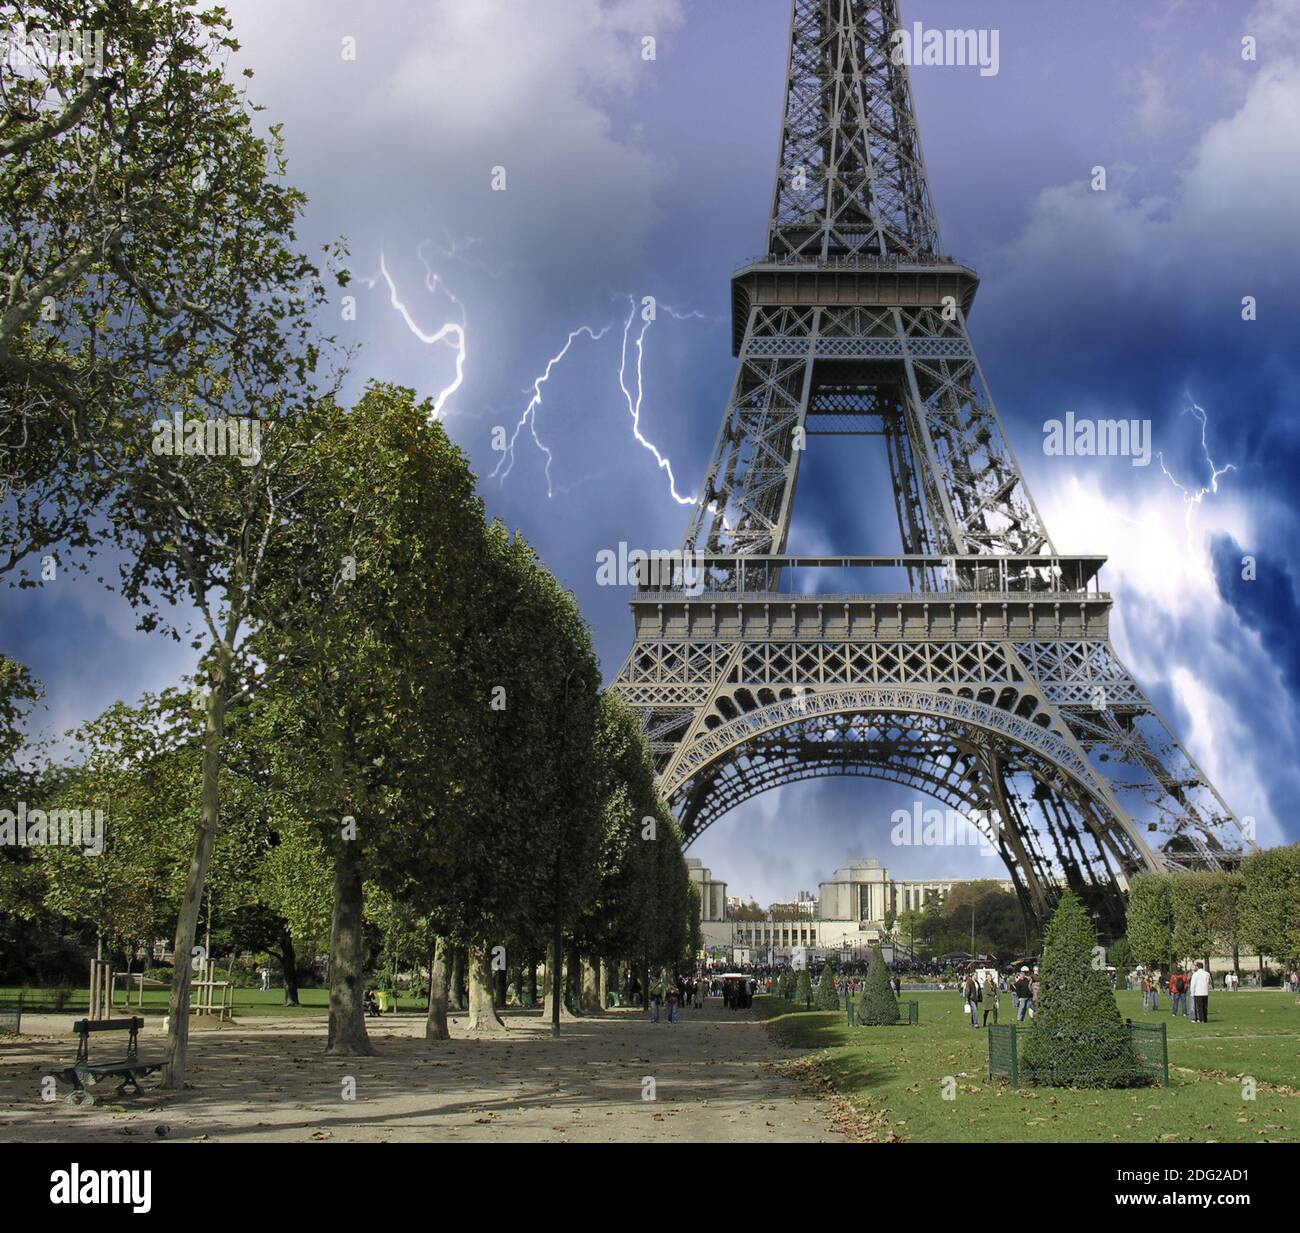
[613,0,1251,936]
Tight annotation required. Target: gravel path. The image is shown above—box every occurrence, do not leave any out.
[0,1001,852,1143]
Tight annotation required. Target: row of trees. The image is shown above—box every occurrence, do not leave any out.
[1123,849,1300,977]
[0,1,698,1081]
[893,879,1035,959]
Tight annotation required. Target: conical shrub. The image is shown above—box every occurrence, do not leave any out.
[1020,891,1146,1088]
[857,945,900,1025]
[815,960,840,1010]
[794,967,812,1005]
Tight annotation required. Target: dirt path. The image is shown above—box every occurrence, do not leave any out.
[0,1001,850,1143]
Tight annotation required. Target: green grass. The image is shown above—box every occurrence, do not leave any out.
[754,989,1300,1143]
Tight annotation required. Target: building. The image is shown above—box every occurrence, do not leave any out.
[695,855,1014,962]
[685,858,727,922]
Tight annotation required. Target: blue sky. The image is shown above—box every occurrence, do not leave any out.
[5,0,1299,906]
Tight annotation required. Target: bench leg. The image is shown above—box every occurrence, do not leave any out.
[115,1073,144,1098]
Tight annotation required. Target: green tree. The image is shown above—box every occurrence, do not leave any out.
[1021,892,1144,1088]
[2,0,341,1087]
[858,945,900,1025]
[1125,873,1173,968]
[794,966,812,1006]
[815,957,839,1010]
[1171,871,1218,968]
[1239,845,1300,976]
[252,386,488,1053]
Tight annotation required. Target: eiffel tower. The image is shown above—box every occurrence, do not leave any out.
[612,0,1252,936]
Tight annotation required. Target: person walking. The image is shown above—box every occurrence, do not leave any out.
[1029,969,1040,1018]
[259,966,271,993]
[1189,961,1211,1023]
[667,981,680,1024]
[963,972,980,1028]
[981,972,999,1026]
[649,976,663,1023]
[1013,967,1032,1021]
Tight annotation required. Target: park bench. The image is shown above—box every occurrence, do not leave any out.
[44,1017,161,1105]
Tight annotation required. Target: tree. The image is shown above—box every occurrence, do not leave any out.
[1239,846,1300,976]
[1125,873,1173,969]
[1021,892,1144,1088]
[815,957,840,1010]
[857,946,899,1025]
[794,967,812,1006]
[1,0,341,578]
[252,386,488,1053]
[2,1,341,1088]
[896,908,923,961]
[1171,871,1218,968]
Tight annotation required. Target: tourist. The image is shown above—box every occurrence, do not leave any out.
[1169,969,1187,1017]
[1189,961,1211,1023]
[259,966,271,993]
[1013,967,1032,1021]
[693,977,703,1009]
[981,972,999,1026]
[963,972,980,1028]
[1029,969,1040,1017]
[649,977,663,1023]
[667,982,680,1024]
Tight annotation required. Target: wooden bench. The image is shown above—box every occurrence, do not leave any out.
[45,1017,161,1105]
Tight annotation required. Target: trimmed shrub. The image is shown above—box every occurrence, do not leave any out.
[857,946,900,1025]
[815,960,840,1010]
[1020,891,1148,1088]
[794,967,812,1005]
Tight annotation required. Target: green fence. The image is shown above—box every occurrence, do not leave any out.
[846,998,918,1027]
[988,1019,1168,1088]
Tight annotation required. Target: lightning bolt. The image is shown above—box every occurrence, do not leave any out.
[617,296,698,506]
[490,294,728,518]
[377,250,466,422]
[1156,395,1235,531]
[491,323,613,495]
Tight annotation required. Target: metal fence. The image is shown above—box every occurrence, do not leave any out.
[0,993,22,1035]
[846,998,918,1027]
[988,1019,1168,1089]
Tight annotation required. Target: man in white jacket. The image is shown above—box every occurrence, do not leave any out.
[1188,961,1212,1023]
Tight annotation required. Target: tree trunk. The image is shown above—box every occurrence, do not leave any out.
[466,944,507,1034]
[582,957,602,1014]
[542,955,578,1021]
[163,650,231,1088]
[527,952,538,1007]
[599,959,611,1011]
[279,925,300,1007]
[565,941,582,1016]
[326,839,375,1055]
[426,935,451,1041]
[451,947,467,1011]
[495,967,509,1010]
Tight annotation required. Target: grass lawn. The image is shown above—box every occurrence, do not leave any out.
[755,989,1300,1143]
